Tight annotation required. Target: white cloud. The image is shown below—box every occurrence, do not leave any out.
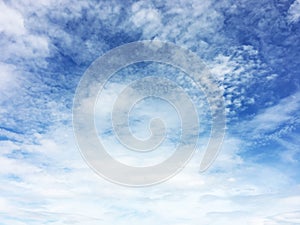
[0,63,19,92]
[1,123,299,224]
[288,0,300,23]
[245,91,300,139]
[277,133,300,164]
[0,0,299,224]
[131,1,162,37]
[0,1,25,35]
[0,2,49,62]
[207,45,269,119]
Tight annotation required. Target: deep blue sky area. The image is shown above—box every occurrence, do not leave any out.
[0,0,300,224]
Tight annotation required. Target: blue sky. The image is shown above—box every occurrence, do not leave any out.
[0,0,300,224]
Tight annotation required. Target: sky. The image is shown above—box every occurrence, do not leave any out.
[0,0,300,224]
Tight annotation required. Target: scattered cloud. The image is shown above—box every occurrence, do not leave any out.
[0,0,299,224]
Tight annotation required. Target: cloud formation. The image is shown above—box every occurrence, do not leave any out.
[0,0,299,224]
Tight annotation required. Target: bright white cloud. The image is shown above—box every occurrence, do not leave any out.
[0,1,25,35]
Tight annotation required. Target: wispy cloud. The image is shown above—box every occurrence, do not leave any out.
[237,91,300,144]
[288,0,300,23]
